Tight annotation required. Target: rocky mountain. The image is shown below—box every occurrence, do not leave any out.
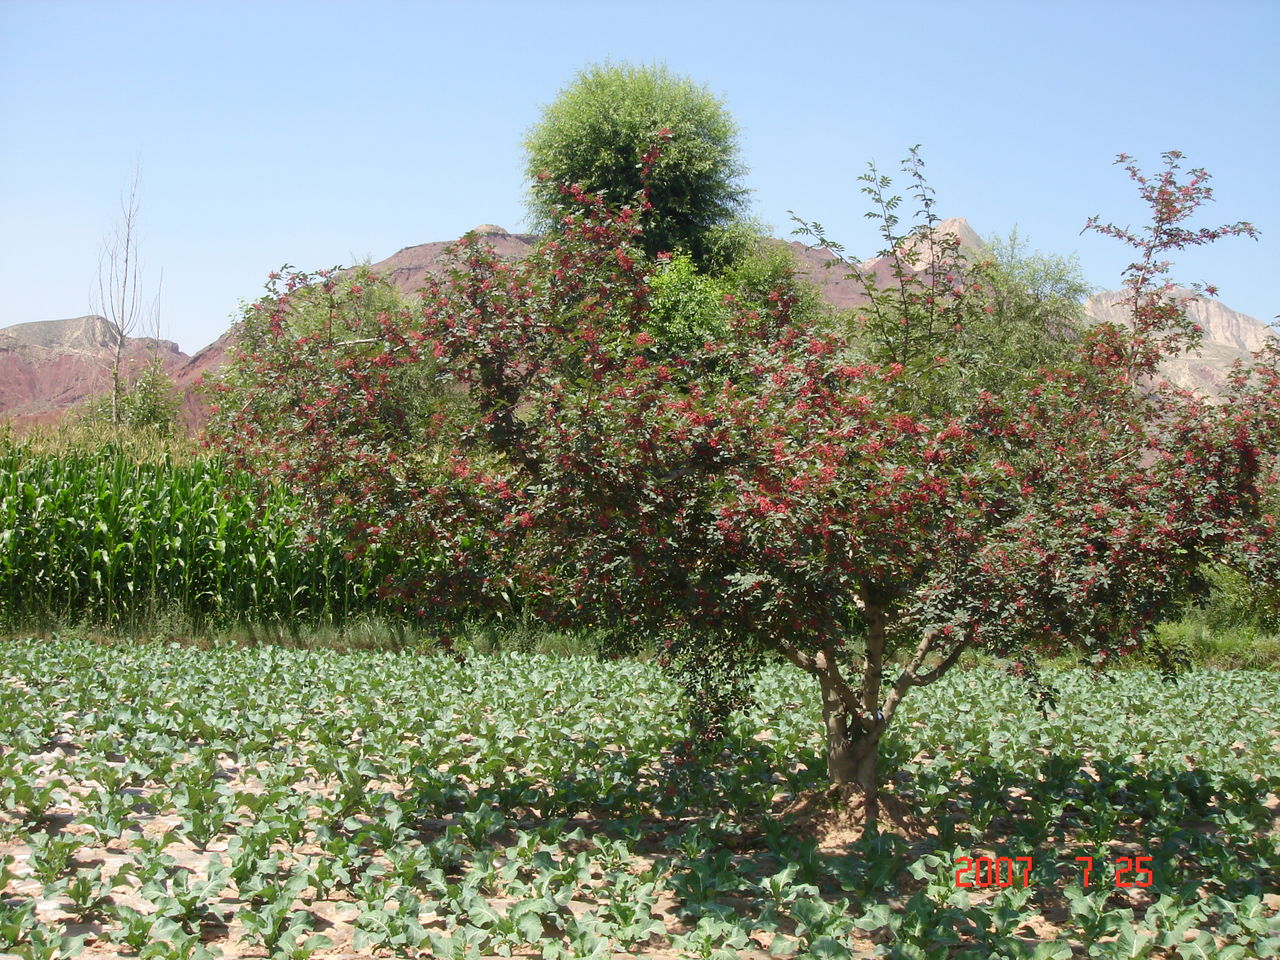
[782,216,988,311]
[0,315,190,429]
[168,333,236,432]
[778,217,1277,395]
[370,225,540,293]
[1083,289,1273,395]
[2,220,1274,433]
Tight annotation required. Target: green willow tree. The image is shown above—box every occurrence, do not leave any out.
[975,228,1091,373]
[524,62,748,268]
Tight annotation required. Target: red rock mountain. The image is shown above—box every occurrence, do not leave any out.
[0,316,188,429]
[2,221,1274,433]
[369,225,540,293]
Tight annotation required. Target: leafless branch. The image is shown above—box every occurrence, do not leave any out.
[92,166,147,424]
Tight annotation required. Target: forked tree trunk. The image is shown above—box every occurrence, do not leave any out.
[792,605,968,833]
[818,668,882,829]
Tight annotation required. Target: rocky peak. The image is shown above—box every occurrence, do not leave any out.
[0,315,185,359]
[862,216,987,272]
[0,315,122,355]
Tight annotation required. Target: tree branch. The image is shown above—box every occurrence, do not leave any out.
[882,629,970,724]
[909,638,969,687]
[779,644,865,721]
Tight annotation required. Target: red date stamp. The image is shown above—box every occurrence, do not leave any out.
[955,854,1153,888]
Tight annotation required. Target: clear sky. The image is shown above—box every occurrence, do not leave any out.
[2,0,1276,354]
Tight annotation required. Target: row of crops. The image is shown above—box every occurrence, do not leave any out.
[0,443,418,629]
[1,636,1277,958]
[4,435,1277,666]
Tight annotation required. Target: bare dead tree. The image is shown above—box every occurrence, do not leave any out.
[93,168,147,425]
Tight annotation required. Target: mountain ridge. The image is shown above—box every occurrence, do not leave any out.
[2,220,1274,432]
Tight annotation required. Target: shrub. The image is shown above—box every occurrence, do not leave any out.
[212,148,1279,830]
[79,355,180,436]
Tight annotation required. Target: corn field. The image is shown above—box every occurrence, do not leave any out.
[0,443,412,629]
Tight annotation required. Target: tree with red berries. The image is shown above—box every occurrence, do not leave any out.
[211,150,1279,828]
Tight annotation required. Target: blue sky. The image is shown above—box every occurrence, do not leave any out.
[2,0,1276,353]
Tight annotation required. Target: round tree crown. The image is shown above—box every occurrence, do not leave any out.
[523,61,748,268]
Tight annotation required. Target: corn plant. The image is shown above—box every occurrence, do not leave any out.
[0,441,433,629]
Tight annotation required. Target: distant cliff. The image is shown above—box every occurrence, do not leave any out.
[1083,289,1275,394]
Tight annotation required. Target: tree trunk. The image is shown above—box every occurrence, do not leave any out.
[111,342,124,426]
[818,671,882,829]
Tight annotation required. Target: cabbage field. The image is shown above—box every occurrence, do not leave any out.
[1,636,1277,958]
